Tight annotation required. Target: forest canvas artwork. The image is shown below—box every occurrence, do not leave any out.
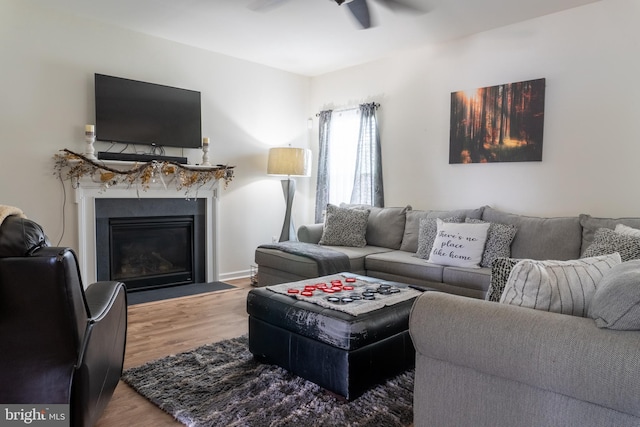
[449,78,546,164]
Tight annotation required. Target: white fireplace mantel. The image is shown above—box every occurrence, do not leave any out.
[73,169,220,287]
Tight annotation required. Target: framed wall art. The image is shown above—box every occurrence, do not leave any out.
[449,78,546,164]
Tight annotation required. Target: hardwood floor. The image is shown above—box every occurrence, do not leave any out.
[95,278,253,427]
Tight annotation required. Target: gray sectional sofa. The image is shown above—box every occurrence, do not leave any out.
[255,205,626,299]
[255,204,640,426]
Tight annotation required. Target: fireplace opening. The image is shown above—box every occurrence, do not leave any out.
[95,198,207,292]
[109,216,195,291]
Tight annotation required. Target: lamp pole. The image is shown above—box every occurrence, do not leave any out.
[279,177,297,242]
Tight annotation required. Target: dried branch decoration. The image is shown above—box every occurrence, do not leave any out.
[54,149,234,196]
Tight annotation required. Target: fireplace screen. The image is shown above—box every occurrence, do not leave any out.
[109,216,195,291]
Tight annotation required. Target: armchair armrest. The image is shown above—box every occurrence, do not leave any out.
[409,292,640,418]
[297,223,323,244]
[84,281,127,321]
[73,280,127,426]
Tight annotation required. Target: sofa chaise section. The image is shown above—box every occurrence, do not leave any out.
[409,290,640,427]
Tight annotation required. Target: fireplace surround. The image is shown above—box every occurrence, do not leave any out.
[73,166,220,288]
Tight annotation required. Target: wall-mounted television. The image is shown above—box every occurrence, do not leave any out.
[95,73,202,149]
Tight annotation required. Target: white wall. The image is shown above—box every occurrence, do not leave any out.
[309,0,640,217]
[2,0,639,280]
[0,0,310,280]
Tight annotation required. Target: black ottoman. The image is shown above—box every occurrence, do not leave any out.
[246,274,421,400]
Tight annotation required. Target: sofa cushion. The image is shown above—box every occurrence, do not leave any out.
[500,253,622,317]
[589,260,640,330]
[466,219,518,268]
[364,206,411,249]
[427,207,486,221]
[365,250,444,283]
[319,204,370,247]
[582,228,640,261]
[399,210,430,253]
[255,245,392,278]
[415,217,462,259]
[487,257,522,302]
[427,219,490,268]
[399,207,485,253]
[481,207,581,260]
[442,266,491,293]
[579,214,640,255]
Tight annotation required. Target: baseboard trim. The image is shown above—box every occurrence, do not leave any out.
[219,269,252,282]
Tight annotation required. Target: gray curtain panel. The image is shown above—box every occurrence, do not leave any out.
[351,102,384,207]
[314,109,332,223]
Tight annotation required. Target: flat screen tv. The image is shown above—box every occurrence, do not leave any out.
[95,73,202,149]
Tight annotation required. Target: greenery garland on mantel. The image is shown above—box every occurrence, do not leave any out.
[54,149,234,196]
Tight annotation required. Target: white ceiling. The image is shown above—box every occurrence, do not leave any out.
[37,0,599,76]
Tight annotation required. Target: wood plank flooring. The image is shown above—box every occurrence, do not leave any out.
[95,278,252,427]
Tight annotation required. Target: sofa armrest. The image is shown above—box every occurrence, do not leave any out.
[409,292,640,418]
[297,223,323,244]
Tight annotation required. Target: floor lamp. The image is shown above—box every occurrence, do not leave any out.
[267,147,311,242]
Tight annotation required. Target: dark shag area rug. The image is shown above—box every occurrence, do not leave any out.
[122,335,414,427]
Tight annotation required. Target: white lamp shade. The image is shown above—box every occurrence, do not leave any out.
[267,147,312,177]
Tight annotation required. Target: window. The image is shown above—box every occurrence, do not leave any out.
[315,103,383,223]
[326,108,360,206]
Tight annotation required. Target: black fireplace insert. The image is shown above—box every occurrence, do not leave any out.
[95,198,206,292]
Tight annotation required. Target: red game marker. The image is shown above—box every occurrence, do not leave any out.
[345,278,356,283]
[301,291,314,297]
[287,289,300,294]
[343,286,354,290]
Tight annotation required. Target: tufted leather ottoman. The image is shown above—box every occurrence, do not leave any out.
[246,274,422,400]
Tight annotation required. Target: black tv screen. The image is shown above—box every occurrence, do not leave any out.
[95,74,202,149]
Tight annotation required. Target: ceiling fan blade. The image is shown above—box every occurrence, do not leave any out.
[346,0,372,29]
[374,0,426,14]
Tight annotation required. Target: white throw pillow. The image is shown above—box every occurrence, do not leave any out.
[427,219,490,268]
[615,223,640,238]
[500,253,622,317]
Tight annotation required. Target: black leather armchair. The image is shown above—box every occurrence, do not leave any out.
[0,215,127,427]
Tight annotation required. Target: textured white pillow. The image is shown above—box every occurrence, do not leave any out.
[615,223,640,238]
[500,253,622,317]
[427,219,490,268]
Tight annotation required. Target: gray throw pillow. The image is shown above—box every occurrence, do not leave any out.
[342,204,411,249]
[319,204,370,247]
[589,260,640,330]
[487,257,521,302]
[466,219,518,268]
[581,228,640,261]
[414,216,462,259]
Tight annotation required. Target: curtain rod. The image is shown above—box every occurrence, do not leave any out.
[315,102,380,117]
